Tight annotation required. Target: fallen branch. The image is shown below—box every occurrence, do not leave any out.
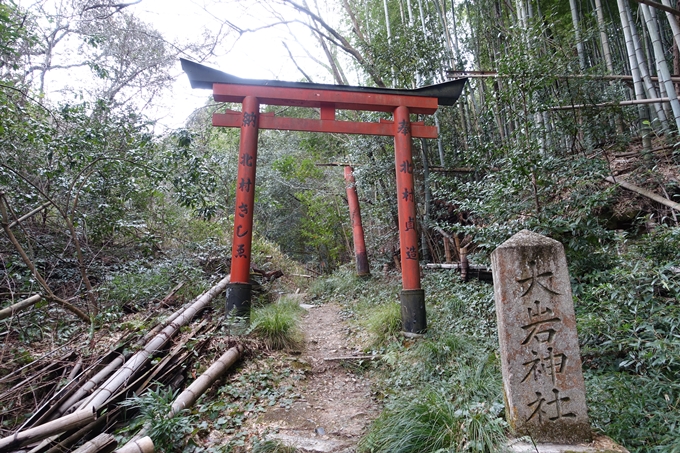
[158,282,184,307]
[632,0,680,18]
[0,294,42,320]
[0,408,95,451]
[323,355,382,361]
[0,193,90,322]
[547,97,671,111]
[425,263,491,271]
[604,176,680,211]
[252,268,284,282]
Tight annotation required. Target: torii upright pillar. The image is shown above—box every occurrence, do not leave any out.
[394,106,425,333]
[225,96,260,319]
[180,58,467,331]
[344,166,370,277]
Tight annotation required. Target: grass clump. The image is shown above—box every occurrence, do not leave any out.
[358,389,506,453]
[252,440,300,453]
[251,297,304,350]
[363,302,402,345]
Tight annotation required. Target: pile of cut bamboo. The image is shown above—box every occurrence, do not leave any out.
[0,275,244,453]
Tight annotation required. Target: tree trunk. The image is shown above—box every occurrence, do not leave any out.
[641,3,680,131]
[628,2,670,130]
[595,0,615,73]
[618,0,654,151]
[569,0,587,70]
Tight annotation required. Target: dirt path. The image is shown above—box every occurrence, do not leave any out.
[259,302,380,452]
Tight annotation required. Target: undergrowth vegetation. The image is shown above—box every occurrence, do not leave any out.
[319,227,680,453]
[251,297,304,350]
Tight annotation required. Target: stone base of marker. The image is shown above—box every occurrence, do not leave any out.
[225,282,252,321]
[491,230,591,444]
[400,289,426,334]
[506,434,630,453]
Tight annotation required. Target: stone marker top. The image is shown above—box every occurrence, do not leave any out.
[491,229,591,444]
[496,229,562,249]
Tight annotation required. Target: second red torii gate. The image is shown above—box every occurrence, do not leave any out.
[181,58,467,334]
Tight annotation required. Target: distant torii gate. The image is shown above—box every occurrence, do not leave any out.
[181,58,467,334]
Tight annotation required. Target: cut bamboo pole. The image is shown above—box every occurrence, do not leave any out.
[446,71,680,82]
[7,202,52,229]
[547,97,670,110]
[42,409,114,453]
[77,275,231,412]
[0,408,95,451]
[0,294,42,320]
[71,433,117,453]
[604,177,680,211]
[121,344,244,448]
[56,355,127,417]
[115,437,154,453]
[170,345,243,416]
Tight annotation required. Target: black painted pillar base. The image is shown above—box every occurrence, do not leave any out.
[225,282,252,321]
[400,289,426,334]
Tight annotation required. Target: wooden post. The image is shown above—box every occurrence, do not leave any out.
[394,105,426,334]
[344,166,370,276]
[226,96,260,320]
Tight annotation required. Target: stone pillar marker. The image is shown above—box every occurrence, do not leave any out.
[491,230,591,444]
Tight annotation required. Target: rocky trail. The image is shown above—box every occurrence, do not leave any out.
[252,301,380,452]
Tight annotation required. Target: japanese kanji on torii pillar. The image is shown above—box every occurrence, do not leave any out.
[181,58,467,334]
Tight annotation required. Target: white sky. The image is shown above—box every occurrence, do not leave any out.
[99,0,344,130]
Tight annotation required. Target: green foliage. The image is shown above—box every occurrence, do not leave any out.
[362,302,402,345]
[296,190,349,267]
[98,258,207,313]
[271,155,321,181]
[122,388,197,453]
[0,1,35,73]
[308,267,396,303]
[163,129,227,220]
[576,228,680,380]
[251,297,304,350]
[358,389,506,453]
[586,372,680,453]
[195,357,305,446]
[252,440,299,453]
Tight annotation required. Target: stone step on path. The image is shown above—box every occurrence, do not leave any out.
[259,301,379,453]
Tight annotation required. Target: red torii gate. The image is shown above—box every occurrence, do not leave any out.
[181,59,466,334]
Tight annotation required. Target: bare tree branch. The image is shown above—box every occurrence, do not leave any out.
[276,0,386,87]
[282,41,314,82]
